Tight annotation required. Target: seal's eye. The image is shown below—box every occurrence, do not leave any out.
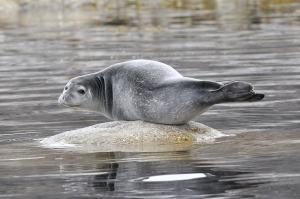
[65,86,68,90]
[78,89,85,95]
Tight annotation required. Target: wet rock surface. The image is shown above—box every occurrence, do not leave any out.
[41,121,224,151]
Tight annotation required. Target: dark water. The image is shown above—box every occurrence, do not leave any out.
[1,0,300,198]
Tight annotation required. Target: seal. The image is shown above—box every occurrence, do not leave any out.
[58,60,264,124]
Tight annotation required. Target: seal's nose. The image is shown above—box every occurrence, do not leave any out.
[58,94,64,103]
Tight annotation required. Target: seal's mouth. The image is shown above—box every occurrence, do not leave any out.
[58,102,81,108]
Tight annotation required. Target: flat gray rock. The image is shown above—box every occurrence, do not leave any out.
[41,121,224,152]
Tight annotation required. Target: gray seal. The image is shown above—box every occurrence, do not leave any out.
[58,60,264,124]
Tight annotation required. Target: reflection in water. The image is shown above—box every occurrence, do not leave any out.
[142,173,207,182]
[1,0,300,30]
[47,152,262,197]
[1,0,300,198]
[90,163,118,192]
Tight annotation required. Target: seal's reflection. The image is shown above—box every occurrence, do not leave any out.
[89,163,118,191]
[84,153,265,197]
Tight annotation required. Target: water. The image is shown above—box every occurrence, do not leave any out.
[1,0,300,198]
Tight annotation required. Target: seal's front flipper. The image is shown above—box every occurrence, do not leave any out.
[214,81,264,103]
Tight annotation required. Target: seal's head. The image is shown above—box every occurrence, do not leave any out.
[58,75,97,110]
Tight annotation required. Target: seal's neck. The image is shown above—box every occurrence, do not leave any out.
[91,75,113,119]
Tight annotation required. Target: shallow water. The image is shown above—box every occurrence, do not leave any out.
[1,0,300,198]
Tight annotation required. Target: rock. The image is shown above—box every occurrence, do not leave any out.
[40,121,224,152]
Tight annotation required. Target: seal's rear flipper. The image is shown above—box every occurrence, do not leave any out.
[214,81,264,103]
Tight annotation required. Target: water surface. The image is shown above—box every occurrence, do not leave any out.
[1,0,300,198]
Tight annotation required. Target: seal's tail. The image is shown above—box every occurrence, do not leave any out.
[216,81,264,102]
